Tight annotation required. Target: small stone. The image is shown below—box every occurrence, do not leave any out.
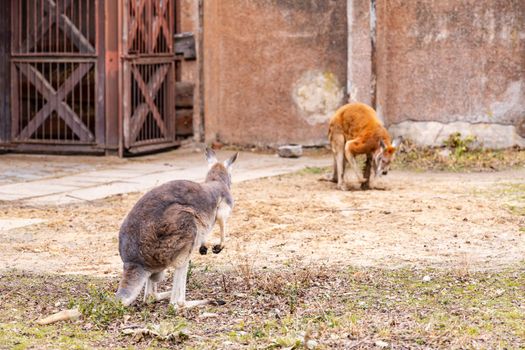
[199,312,219,319]
[278,144,303,158]
[422,275,432,282]
[438,149,451,158]
[306,339,318,349]
[375,340,389,348]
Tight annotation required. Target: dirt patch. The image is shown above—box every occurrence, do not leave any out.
[0,168,523,275]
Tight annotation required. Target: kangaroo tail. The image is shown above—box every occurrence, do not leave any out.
[115,263,150,306]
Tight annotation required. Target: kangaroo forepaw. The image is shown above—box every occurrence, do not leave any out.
[199,245,208,255]
[212,245,223,254]
[360,182,370,190]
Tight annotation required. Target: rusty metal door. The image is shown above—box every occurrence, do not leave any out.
[10,0,105,153]
[121,0,178,154]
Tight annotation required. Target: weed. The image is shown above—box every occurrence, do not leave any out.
[299,166,327,175]
[75,284,127,328]
[443,132,477,157]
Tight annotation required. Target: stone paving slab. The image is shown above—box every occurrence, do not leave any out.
[0,218,46,231]
[0,148,331,206]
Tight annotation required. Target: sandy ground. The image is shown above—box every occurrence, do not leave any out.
[0,168,523,275]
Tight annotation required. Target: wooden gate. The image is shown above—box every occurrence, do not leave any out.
[121,0,178,154]
[10,0,105,153]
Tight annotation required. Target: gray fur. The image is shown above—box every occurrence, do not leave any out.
[116,148,238,307]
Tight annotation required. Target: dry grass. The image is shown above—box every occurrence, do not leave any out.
[1,263,524,349]
[393,140,525,172]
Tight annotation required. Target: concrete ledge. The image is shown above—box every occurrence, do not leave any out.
[389,121,525,149]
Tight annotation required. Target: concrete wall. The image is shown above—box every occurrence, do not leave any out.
[376,0,525,148]
[203,0,347,147]
[347,0,373,106]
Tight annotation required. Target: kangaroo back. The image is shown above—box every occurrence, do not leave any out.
[328,102,400,190]
[330,102,391,155]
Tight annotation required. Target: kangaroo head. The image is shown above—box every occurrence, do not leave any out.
[205,147,239,187]
[373,137,401,176]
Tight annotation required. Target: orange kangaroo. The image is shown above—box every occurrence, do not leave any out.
[328,102,400,190]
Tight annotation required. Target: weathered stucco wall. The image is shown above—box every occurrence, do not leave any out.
[377,0,525,148]
[203,0,347,146]
[347,0,373,106]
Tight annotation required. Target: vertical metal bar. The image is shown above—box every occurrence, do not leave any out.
[169,61,175,139]
[48,0,51,52]
[71,62,76,140]
[45,62,49,138]
[85,0,89,50]
[69,0,73,52]
[55,0,59,53]
[11,64,19,140]
[144,64,148,142]
[146,64,149,141]
[25,0,28,53]
[25,63,29,140]
[41,0,44,52]
[33,0,36,53]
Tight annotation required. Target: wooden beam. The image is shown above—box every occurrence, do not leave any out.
[0,0,10,143]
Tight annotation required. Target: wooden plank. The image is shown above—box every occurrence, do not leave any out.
[175,109,193,136]
[10,64,19,140]
[0,0,10,143]
[7,143,105,155]
[175,81,194,107]
[174,32,196,59]
[125,140,180,154]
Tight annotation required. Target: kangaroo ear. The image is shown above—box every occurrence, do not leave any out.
[392,136,402,149]
[379,139,386,150]
[205,147,218,165]
[224,152,239,169]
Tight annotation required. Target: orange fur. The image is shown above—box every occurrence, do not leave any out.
[328,102,398,190]
[329,102,393,156]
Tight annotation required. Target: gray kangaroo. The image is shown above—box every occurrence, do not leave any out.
[116,148,238,308]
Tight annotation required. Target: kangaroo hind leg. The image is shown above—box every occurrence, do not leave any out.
[143,270,166,303]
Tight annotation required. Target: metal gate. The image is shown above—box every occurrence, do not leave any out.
[121,0,177,154]
[10,0,105,153]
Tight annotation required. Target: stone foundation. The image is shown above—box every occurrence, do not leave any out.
[389,121,525,149]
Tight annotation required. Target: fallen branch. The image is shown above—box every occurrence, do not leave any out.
[36,308,81,325]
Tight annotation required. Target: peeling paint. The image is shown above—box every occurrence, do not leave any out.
[293,70,344,125]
